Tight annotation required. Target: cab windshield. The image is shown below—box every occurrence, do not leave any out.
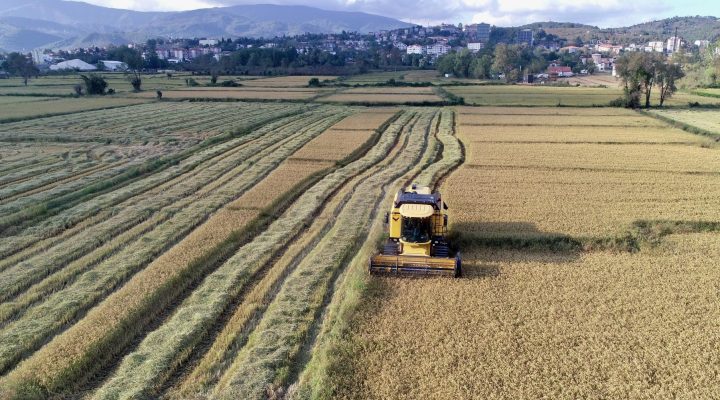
[401,217,431,243]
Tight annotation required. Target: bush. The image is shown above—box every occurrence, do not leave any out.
[73,85,83,96]
[81,74,108,95]
[156,90,163,99]
[107,88,115,95]
[308,77,321,87]
[219,80,241,87]
[130,75,142,91]
[186,78,199,87]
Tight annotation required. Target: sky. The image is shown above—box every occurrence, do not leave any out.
[78,0,717,28]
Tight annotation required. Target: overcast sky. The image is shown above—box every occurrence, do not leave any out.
[78,0,716,28]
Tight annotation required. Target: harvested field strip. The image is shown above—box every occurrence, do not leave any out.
[0,111,346,324]
[415,110,462,187]
[0,111,354,396]
[0,160,128,205]
[330,111,398,130]
[211,111,436,399]
[87,112,413,400]
[0,106,303,234]
[295,110,463,400]
[167,112,420,398]
[289,129,375,161]
[0,106,310,254]
[137,90,319,100]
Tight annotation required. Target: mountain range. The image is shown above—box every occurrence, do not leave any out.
[0,0,412,51]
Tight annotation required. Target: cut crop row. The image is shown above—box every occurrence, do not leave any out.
[210,110,437,399]
[0,109,354,397]
[0,110,349,363]
[87,111,409,400]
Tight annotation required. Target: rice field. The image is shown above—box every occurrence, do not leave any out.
[315,105,720,400]
[1,79,718,400]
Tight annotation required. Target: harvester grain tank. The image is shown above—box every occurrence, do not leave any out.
[369,184,461,277]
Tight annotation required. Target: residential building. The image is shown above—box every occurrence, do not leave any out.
[666,36,684,53]
[517,29,533,46]
[648,41,664,52]
[199,39,219,46]
[476,23,491,42]
[31,49,52,64]
[426,43,451,56]
[561,46,581,54]
[394,42,408,51]
[591,53,602,65]
[171,48,187,61]
[406,44,425,55]
[548,66,573,77]
[467,42,485,52]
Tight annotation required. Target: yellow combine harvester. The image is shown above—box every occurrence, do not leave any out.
[369,184,461,277]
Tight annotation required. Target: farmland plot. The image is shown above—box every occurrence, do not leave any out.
[324,106,720,400]
[0,102,405,398]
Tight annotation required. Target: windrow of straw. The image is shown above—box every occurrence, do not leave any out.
[88,111,410,400]
[0,111,350,393]
[210,110,438,399]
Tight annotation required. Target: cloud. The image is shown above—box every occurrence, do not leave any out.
[80,0,677,27]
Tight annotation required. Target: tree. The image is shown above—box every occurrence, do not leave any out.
[470,54,493,79]
[656,63,684,106]
[492,44,520,83]
[108,46,143,91]
[615,54,643,108]
[81,74,108,95]
[4,53,39,86]
[308,77,321,87]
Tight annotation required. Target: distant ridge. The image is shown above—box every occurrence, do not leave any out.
[0,1,412,51]
[520,16,720,43]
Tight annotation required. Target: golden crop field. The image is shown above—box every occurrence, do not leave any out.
[334,233,720,399]
[313,105,720,400]
[1,74,718,400]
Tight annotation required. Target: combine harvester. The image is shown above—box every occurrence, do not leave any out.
[370,184,461,277]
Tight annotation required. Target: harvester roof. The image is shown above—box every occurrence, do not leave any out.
[399,203,434,218]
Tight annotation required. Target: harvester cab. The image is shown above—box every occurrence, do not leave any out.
[369,184,461,277]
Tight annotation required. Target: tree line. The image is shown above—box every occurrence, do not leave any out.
[615,52,684,108]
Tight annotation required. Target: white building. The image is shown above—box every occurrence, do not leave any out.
[647,41,665,52]
[31,49,52,64]
[100,60,128,71]
[666,36,684,53]
[49,59,97,71]
[695,40,710,49]
[426,43,451,56]
[467,42,485,52]
[406,44,425,55]
[394,42,408,51]
[199,39,219,46]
